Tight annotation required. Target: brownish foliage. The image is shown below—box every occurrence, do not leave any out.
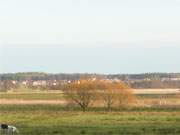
[97,81,134,110]
[64,80,98,111]
[64,80,135,111]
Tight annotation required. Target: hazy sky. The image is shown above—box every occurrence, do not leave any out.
[0,0,180,74]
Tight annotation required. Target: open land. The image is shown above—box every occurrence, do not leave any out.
[1,89,180,135]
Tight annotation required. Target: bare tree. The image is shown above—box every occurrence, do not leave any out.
[64,80,98,111]
[100,81,135,110]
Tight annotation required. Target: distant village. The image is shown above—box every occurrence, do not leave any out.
[1,73,180,91]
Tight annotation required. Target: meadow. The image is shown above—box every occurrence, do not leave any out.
[0,92,64,100]
[1,105,180,135]
[1,90,180,135]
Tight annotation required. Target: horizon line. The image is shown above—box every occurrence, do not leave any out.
[1,71,180,75]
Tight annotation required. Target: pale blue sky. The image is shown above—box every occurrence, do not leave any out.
[0,0,180,73]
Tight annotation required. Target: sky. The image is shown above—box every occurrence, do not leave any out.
[0,0,180,74]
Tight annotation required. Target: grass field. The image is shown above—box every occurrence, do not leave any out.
[0,92,64,100]
[1,105,180,135]
[1,89,179,100]
[1,90,180,135]
[1,90,180,106]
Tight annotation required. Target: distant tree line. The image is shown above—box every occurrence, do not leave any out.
[130,80,180,89]
[0,72,104,81]
[108,73,180,80]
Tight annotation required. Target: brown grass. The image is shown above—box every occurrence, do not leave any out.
[133,89,180,94]
[0,99,66,105]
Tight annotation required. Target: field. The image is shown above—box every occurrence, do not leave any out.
[1,89,180,135]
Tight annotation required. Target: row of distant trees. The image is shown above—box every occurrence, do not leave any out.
[1,72,180,81]
[63,80,135,111]
[130,80,180,88]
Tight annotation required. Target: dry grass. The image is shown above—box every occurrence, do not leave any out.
[0,99,66,105]
[133,89,180,94]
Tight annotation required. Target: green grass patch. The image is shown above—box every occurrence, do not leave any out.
[0,93,64,100]
[1,104,180,135]
[137,94,178,99]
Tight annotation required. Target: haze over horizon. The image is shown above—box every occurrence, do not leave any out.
[0,0,180,74]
